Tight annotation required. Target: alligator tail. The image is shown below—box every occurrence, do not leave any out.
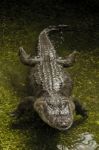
[40,24,69,35]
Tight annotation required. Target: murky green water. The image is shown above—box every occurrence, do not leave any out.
[0,8,99,150]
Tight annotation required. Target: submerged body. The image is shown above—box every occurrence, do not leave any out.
[16,25,87,130]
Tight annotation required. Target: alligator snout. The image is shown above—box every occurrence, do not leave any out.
[34,96,74,130]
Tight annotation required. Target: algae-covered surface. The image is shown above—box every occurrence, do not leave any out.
[0,2,99,149]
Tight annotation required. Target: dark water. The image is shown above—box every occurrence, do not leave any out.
[0,1,99,149]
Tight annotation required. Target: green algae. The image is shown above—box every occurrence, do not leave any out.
[0,10,99,150]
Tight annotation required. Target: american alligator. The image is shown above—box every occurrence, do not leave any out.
[12,25,87,130]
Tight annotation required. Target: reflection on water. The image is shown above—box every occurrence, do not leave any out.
[57,132,99,150]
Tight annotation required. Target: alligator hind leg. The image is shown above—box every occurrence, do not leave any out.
[57,50,78,67]
[19,47,41,66]
[73,98,88,118]
[11,96,34,118]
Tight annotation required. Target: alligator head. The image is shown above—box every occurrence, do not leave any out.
[34,93,75,130]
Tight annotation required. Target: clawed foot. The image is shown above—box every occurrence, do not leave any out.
[10,110,21,118]
[80,108,88,119]
[10,97,34,118]
[74,99,88,119]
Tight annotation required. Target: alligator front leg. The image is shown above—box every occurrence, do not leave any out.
[73,98,88,118]
[19,47,41,66]
[57,51,78,67]
[11,96,34,118]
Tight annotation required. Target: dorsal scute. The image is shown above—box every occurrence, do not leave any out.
[38,25,68,57]
[38,27,56,58]
[36,25,69,93]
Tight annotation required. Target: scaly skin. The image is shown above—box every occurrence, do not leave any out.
[16,25,87,130]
